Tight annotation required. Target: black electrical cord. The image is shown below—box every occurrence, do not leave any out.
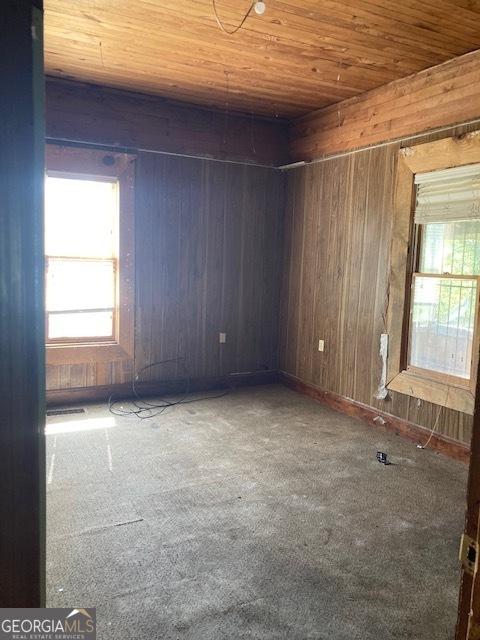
[212,0,256,35]
[108,357,231,420]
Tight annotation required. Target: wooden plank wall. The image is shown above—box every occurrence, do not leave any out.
[290,49,480,163]
[46,78,289,167]
[46,153,284,391]
[280,123,480,445]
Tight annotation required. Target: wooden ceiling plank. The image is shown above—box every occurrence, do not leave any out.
[44,0,480,118]
[359,0,480,45]
[166,1,473,64]
[273,0,480,55]
[45,39,363,107]
[46,35,398,100]
[451,0,480,11]
[45,15,410,92]
[47,1,465,68]
[392,0,480,34]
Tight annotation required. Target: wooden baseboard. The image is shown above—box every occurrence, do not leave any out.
[46,369,279,407]
[280,371,470,464]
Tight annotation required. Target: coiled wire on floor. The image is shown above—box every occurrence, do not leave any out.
[108,358,230,420]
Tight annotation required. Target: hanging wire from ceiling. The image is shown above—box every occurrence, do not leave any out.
[212,0,265,35]
[223,69,230,145]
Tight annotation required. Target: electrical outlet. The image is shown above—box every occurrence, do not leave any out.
[219,332,227,344]
[318,339,325,352]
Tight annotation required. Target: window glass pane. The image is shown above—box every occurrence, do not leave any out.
[45,176,117,258]
[46,258,115,312]
[409,277,476,379]
[48,311,113,340]
[419,220,480,275]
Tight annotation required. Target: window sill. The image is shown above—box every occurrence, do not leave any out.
[387,370,474,415]
[46,341,132,365]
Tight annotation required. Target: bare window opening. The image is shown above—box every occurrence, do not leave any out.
[45,175,119,344]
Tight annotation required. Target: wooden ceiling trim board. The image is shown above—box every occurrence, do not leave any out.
[289,48,480,162]
[45,0,480,118]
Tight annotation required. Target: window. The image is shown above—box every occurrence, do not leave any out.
[45,145,135,365]
[45,176,118,343]
[408,166,480,387]
[387,134,480,414]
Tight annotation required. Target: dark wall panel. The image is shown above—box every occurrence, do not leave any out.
[47,154,284,390]
[0,0,45,607]
[135,155,284,381]
[46,78,289,167]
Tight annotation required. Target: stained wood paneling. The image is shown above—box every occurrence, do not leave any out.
[281,372,471,463]
[0,0,45,606]
[456,365,480,637]
[135,154,284,382]
[45,78,288,166]
[46,152,284,391]
[280,124,480,445]
[44,1,480,118]
[290,49,480,162]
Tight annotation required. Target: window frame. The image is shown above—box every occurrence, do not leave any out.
[387,133,480,415]
[45,144,135,365]
[45,255,118,345]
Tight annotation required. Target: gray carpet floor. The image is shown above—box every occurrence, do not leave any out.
[46,384,467,639]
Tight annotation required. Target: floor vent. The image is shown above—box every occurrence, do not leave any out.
[46,408,86,417]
